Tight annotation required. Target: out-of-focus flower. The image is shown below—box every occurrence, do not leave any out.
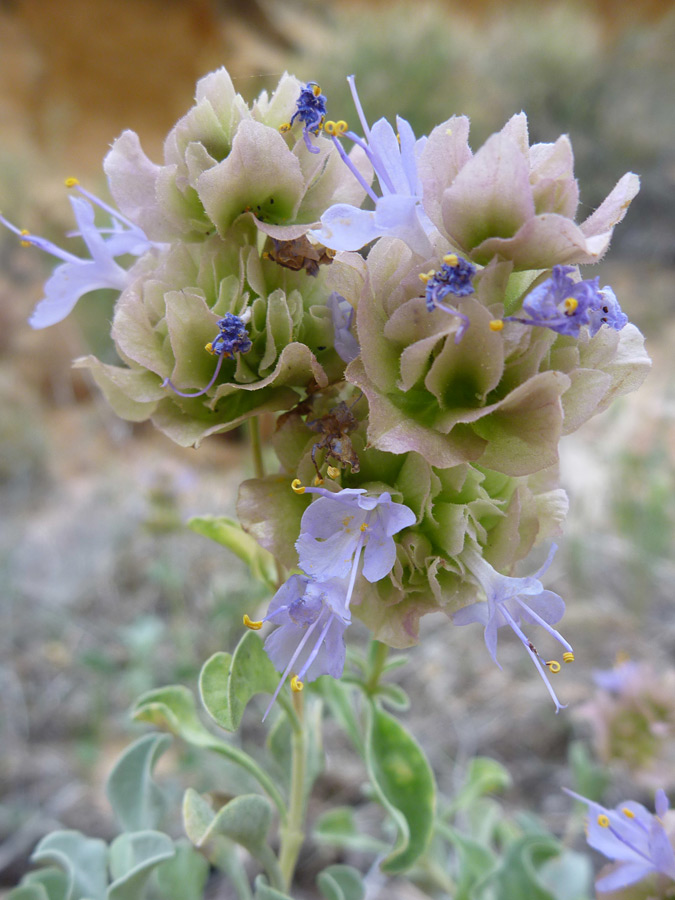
[502,266,628,337]
[575,660,675,790]
[245,574,351,719]
[311,76,434,256]
[565,788,675,894]
[327,292,359,362]
[294,484,416,583]
[0,181,156,328]
[453,544,574,712]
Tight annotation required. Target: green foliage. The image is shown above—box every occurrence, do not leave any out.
[447,757,513,814]
[106,733,172,832]
[188,515,277,590]
[107,831,175,900]
[317,865,365,900]
[199,632,280,732]
[365,704,436,874]
[153,840,210,900]
[568,740,610,803]
[30,831,108,900]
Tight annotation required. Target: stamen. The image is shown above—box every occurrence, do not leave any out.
[597,814,610,828]
[546,660,561,674]
[327,466,340,479]
[419,270,435,284]
[64,177,80,188]
[327,133,379,204]
[20,228,31,247]
[443,253,459,266]
[205,342,214,354]
[324,120,348,136]
[489,319,504,332]
[563,297,579,314]
[563,651,575,663]
[313,475,324,486]
[291,479,306,494]
[243,614,263,630]
[622,807,635,819]
[291,675,304,692]
[312,84,322,97]
[359,522,369,532]
[162,352,225,398]
[279,123,292,133]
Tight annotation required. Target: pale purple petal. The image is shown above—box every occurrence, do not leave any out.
[311,204,382,251]
[361,534,397,583]
[29,259,127,329]
[595,864,654,893]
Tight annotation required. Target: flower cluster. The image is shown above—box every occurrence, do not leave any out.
[3,68,650,711]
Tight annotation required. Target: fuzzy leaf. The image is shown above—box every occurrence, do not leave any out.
[365,705,436,873]
[199,632,279,732]
[154,839,210,900]
[106,734,172,832]
[317,865,365,900]
[188,516,277,589]
[30,831,108,900]
[107,831,175,900]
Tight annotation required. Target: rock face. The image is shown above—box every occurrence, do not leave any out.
[0,0,284,171]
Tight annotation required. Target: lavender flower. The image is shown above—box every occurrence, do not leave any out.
[282,81,327,154]
[564,788,675,893]
[419,253,477,342]
[453,545,574,712]
[293,485,416,583]
[0,180,156,328]
[310,76,434,256]
[327,292,360,363]
[503,266,628,337]
[245,574,351,719]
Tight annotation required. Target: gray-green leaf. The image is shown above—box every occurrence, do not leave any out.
[31,831,108,900]
[107,831,175,900]
[106,734,172,832]
[188,515,277,590]
[317,865,365,900]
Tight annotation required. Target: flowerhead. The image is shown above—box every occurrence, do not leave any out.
[453,544,573,712]
[565,788,675,894]
[0,181,156,328]
[294,485,417,583]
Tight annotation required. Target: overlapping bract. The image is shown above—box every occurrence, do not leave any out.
[5,67,650,708]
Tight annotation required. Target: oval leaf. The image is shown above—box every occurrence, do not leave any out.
[31,831,108,900]
[188,515,277,590]
[317,865,365,900]
[107,831,175,900]
[106,734,172,832]
[199,632,279,732]
[365,705,435,874]
[154,839,210,900]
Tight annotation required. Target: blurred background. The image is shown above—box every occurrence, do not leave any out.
[1,0,675,894]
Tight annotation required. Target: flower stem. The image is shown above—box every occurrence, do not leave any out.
[278,690,307,890]
[249,416,265,479]
[365,640,390,694]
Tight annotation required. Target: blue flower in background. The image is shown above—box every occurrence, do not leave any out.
[327,292,360,363]
[454,545,574,712]
[0,179,156,328]
[565,788,675,893]
[310,76,435,256]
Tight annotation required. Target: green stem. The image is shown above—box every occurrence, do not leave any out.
[365,641,390,694]
[249,417,265,479]
[278,690,307,890]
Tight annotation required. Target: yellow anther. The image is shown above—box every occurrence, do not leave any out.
[279,122,292,133]
[443,253,459,266]
[291,675,304,692]
[19,228,31,247]
[204,342,214,354]
[313,475,324,486]
[312,84,322,97]
[291,478,306,494]
[489,319,504,332]
[563,296,578,314]
[419,270,435,284]
[597,814,610,828]
[546,660,561,674]
[262,251,270,260]
[324,120,348,136]
[360,522,369,532]
[622,807,635,819]
[64,177,80,187]
[327,466,340,479]
[243,614,263,630]
[562,651,575,664]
